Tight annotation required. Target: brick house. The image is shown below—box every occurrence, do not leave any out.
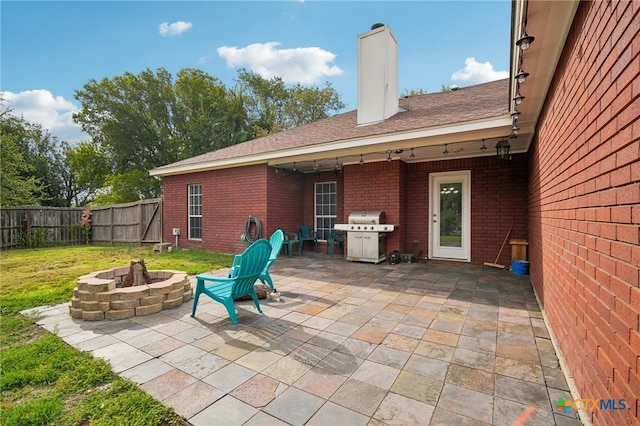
[151,1,639,423]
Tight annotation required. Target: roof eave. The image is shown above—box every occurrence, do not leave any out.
[149,115,512,177]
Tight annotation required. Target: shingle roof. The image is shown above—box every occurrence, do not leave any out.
[152,78,509,174]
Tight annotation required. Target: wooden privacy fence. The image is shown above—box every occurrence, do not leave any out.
[1,206,84,249]
[89,198,163,245]
[1,198,163,249]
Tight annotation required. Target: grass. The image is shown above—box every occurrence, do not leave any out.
[0,245,233,426]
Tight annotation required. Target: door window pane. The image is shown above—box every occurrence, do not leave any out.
[439,183,462,247]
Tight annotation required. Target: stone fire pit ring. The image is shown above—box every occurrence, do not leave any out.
[69,267,192,321]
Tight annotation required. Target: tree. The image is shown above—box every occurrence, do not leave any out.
[0,120,43,206]
[172,68,249,158]
[0,107,70,206]
[66,142,110,205]
[235,69,345,137]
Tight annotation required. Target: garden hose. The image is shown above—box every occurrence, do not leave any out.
[243,216,262,244]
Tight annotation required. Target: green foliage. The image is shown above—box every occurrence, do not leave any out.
[0,334,113,392]
[0,312,41,347]
[71,379,184,426]
[236,68,345,136]
[0,114,45,206]
[93,170,162,205]
[66,142,111,205]
[17,227,48,248]
[0,393,64,426]
[69,223,91,244]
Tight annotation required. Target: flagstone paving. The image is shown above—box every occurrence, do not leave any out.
[28,254,584,425]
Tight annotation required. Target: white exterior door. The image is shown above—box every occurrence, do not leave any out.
[429,171,471,261]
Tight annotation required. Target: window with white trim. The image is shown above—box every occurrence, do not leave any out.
[314,181,337,241]
[188,184,202,240]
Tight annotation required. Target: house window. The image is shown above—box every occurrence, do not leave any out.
[315,181,337,241]
[188,184,202,240]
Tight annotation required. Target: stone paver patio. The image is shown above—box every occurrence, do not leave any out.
[29,254,584,425]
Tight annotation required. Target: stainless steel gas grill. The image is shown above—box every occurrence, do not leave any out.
[334,211,396,264]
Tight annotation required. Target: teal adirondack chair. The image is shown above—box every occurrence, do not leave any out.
[298,225,318,253]
[191,239,271,324]
[229,229,284,292]
[259,229,284,292]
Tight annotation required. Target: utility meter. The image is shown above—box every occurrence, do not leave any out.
[172,228,181,236]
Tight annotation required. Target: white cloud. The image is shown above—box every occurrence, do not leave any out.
[451,57,508,85]
[1,90,89,144]
[217,42,343,84]
[159,21,192,37]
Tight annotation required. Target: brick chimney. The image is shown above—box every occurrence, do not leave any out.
[357,23,399,126]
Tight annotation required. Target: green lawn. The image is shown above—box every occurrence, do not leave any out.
[0,245,232,426]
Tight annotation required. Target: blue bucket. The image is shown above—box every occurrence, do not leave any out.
[511,260,529,275]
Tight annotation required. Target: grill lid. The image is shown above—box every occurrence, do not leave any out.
[348,211,386,224]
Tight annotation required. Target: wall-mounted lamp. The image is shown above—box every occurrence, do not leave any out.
[511,125,520,136]
[515,68,529,84]
[496,139,511,160]
[359,154,364,165]
[513,91,525,105]
[480,139,487,151]
[443,144,449,155]
[293,162,297,172]
[516,32,535,51]
[410,148,415,159]
[387,151,392,162]
[511,110,521,120]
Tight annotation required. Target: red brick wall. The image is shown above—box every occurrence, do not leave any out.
[162,165,269,254]
[528,1,640,424]
[342,160,405,254]
[266,168,305,237]
[406,154,529,264]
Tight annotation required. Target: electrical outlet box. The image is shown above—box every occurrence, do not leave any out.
[172,228,181,236]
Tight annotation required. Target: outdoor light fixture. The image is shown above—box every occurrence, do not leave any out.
[443,144,449,155]
[516,32,535,51]
[293,162,297,172]
[515,68,529,84]
[480,139,487,151]
[334,158,342,171]
[359,154,364,165]
[511,125,520,135]
[410,148,415,159]
[387,151,392,162]
[313,160,318,171]
[511,110,521,120]
[513,91,525,105]
[496,139,511,160]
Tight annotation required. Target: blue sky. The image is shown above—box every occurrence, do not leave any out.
[1,1,511,144]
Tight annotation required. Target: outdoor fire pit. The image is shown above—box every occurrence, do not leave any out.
[69,259,192,321]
